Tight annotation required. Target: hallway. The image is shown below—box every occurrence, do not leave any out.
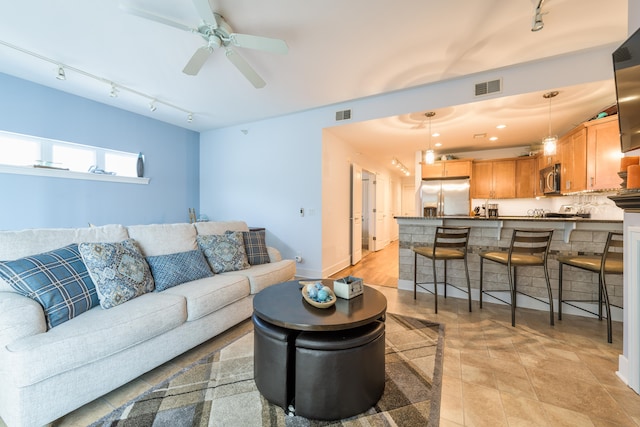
[330,240,399,287]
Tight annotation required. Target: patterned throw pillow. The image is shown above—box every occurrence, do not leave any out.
[0,244,98,329]
[78,239,155,309]
[197,232,250,273]
[147,250,213,291]
[241,230,270,265]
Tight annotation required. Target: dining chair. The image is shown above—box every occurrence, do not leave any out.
[479,228,555,326]
[413,226,472,313]
[557,231,623,343]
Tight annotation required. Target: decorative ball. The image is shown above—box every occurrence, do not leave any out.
[307,285,318,299]
[314,282,323,290]
[321,286,331,294]
[317,289,329,301]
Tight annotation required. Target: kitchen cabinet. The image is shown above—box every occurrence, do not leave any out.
[585,115,622,191]
[515,157,537,198]
[421,159,472,179]
[558,127,587,193]
[472,159,516,199]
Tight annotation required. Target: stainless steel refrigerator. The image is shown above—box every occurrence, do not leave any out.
[420,177,470,217]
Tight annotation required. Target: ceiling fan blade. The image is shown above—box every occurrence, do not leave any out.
[183,46,213,75]
[120,4,194,32]
[191,0,217,27]
[230,33,289,54]
[225,48,266,88]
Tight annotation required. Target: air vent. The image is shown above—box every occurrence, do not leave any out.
[613,46,632,63]
[475,79,502,97]
[335,109,352,121]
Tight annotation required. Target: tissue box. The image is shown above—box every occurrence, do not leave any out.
[333,276,363,299]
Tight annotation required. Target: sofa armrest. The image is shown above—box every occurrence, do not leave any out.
[267,246,282,262]
[0,292,46,348]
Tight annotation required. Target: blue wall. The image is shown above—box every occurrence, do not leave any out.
[0,73,200,230]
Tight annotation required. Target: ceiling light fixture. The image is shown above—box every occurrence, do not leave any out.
[531,0,546,32]
[149,100,157,112]
[424,112,436,165]
[391,158,410,176]
[109,83,118,98]
[542,90,559,156]
[187,113,193,123]
[0,39,193,123]
[56,66,66,80]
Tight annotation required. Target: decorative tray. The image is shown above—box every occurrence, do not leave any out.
[301,282,336,309]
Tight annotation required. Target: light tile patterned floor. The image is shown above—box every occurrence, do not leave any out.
[2,241,639,426]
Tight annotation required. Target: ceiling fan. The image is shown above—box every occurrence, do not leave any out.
[121,0,288,88]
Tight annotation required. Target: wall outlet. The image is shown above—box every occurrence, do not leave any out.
[295,255,303,263]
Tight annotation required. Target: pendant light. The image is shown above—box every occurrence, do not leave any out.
[542,91,558,156]
[424,111,436,164]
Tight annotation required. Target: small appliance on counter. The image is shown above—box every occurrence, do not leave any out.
[487,203,499,218]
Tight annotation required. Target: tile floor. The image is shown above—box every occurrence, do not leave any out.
[3,242,640,426]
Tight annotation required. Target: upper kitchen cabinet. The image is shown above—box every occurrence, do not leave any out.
[472,159,516,199]
[558,127,587,193]
[515,157,537,198]
[585,115,622,191]
[421,159,472,179]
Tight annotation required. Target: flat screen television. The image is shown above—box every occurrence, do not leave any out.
[613,26,640,153]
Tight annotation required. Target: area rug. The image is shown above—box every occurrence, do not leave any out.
[91,313,444,427]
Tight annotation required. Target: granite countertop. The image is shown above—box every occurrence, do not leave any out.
[395,215,622,223]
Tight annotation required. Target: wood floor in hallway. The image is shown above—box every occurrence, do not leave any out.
[330,240,398,287]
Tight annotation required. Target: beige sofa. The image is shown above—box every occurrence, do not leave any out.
[0,221,296,427]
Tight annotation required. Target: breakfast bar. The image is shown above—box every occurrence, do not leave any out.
[396,215,624,320]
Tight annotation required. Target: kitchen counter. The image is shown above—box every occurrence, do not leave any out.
[396,215,624,318]
[396,215,621,223]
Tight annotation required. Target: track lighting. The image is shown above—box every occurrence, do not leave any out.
[531,0,545,32]
[0,39,194,124]
[391,158,410,176]
[56,66,66,80]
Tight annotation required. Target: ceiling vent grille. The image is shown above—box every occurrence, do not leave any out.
[475,79,502,97]
[613,47,632,63]
[335,109,352,121]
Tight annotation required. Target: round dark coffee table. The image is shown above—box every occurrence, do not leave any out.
[252,279,387,420]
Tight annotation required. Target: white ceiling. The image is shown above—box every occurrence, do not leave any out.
[0,0,629,175]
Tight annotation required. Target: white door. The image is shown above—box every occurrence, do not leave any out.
[351,163,363,265]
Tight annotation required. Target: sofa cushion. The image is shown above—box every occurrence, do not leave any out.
[0,244,99,329]
[5,292,186,387]
[221,259,297,294]
[197,232,250,273]
[79,239,155,309]
[240,230,270,265]
[126,223,197,257]
[0,224,128,293]
[162,275,250,321]
[194,221,249,236]
[147,250,213,291]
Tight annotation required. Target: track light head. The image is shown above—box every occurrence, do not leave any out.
[56,66,66,80]
[110,84,118,98]
[187,113,193,123]
[149,101,157,112]
[531,0,546,32]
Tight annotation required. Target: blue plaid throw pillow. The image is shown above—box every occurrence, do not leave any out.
[0,244,98,329]
[241,230,270,265]
[147,250,213,291]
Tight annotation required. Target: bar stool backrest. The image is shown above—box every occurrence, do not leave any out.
[433,226,471,253]
[508,229,554,260]
[602,232,623,274]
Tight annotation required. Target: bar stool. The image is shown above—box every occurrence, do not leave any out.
[479,228,554,327]
[413,226,472,313]
[557,231,623,343]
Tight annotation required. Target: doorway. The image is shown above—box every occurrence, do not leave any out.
[361,169,374,258]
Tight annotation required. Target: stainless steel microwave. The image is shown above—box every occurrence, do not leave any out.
[540,163,561,195]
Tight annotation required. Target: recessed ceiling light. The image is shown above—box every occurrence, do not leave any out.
[489,136,498,141]
[435,142,442,147]
[432,132,440,137]
[496,124,506,129]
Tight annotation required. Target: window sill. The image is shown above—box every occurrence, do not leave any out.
[0,164,150,185]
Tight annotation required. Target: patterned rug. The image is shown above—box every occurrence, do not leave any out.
[91,313,444,426]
